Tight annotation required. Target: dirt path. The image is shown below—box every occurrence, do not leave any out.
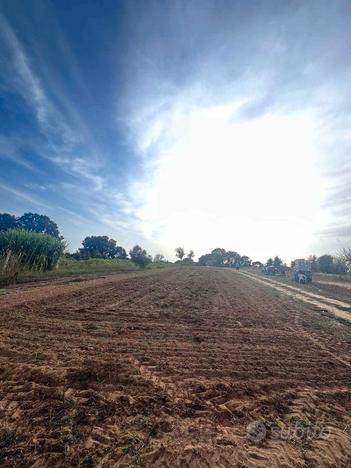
[0,267,349,467]
[240,270,351,323]
[318,280,351,291]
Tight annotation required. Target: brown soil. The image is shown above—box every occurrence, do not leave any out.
[0,267,350,467]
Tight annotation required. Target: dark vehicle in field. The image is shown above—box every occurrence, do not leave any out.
[292,259,312,283]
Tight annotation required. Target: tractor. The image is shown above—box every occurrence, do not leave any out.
[292,259,312,284]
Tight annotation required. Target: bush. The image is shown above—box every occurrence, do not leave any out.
[0,229,66,273]
[129,245,152,269]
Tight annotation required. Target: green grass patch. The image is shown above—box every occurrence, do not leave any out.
[8,257,138,284]
[1,256,173,285]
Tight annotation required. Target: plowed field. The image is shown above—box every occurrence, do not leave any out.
[0,267,350,467]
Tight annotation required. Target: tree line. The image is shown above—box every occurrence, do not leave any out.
[197,248,252,268]
[0,212,60,238]
[1,212,350,273]
[174,247,195,263]
[303,254,350,274]
[69,237,154,269]
[0,213,156,269]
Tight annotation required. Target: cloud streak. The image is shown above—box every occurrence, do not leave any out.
[0,7,138,247]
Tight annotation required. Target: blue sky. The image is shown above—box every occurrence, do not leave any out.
[0,0,350,261]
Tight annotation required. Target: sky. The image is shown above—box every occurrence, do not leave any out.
[0,0,350,262]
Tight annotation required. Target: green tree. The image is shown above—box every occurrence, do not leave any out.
[266,258,273,266]
[273,256,283,267]
[240,255,251,267]
[80,236,119,259]
[187,250,195,260]
[130,245,152,268]
[115,246,127,259]
[154,253,165,262]
[198,253,212,266]
[308,255,318,272]
[211,248,227,266]
[317,254,334,273]
[0,213,17,231]
[226,250,240,267]
[18,213,60,238]
[175,247,185,261]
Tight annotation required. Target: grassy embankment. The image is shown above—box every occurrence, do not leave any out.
[0,230,171,285]
[1,255,172,286]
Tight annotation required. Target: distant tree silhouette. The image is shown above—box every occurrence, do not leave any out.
[80,236,122,259]
[18,213,60,238]
[317,254,334,273]
[187,250,195,260]
[154,253,166,262]
[308,255,318,272]
[130,245,152,268]
[0,213,17,231]
[273,256,283,267]
[175,247,185,261]
[240,255,251,267]
[198,253,213,266]
[226,250,241,267]
[338,248,351,273]
[115,246,127,259]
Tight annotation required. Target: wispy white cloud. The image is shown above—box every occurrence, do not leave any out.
[0,136,35,170]
[0,12,112,213]
[0,12,51,126]
[0,182,50,208]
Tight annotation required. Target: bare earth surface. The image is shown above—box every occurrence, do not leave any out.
[0,267,350,467]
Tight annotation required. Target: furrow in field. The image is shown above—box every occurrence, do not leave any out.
[0,267,350,467]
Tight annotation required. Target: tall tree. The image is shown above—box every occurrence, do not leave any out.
[187,250,195,260]
[198,253,212,266]
[226,250,240,267]
[175,247,185,261]
[338,247,351,273]
[317,254,334,273]
[240,255,251,267]
[0,213,17,231]
[273,256,283,267]
[211,248,227,266]
[115,246,127,259]
[80,236,118,259]
[308,255,318,272]
[18,213,60,238]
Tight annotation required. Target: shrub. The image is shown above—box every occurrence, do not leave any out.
[129,245,152,268]
[0,229,66,273]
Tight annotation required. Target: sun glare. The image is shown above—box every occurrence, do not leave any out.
[133,103,323,261]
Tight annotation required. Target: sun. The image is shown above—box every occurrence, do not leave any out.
[131,100,324,261]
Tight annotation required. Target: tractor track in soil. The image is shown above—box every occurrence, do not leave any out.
[0,267,350,467]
